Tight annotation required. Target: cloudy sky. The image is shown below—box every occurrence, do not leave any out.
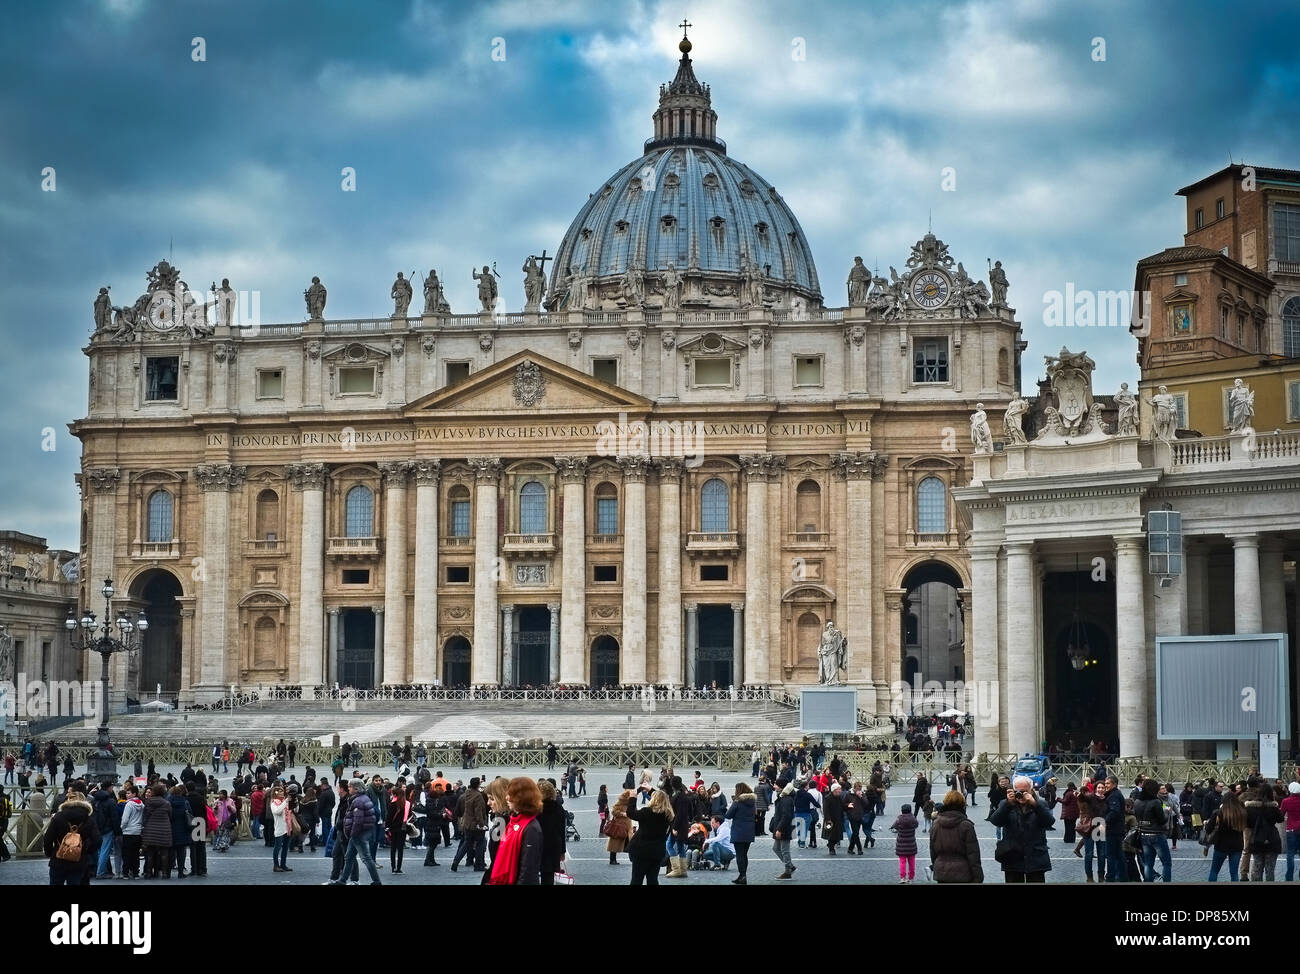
[3,0,1298,550]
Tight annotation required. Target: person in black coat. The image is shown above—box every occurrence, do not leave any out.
[185,784,208,877]
[168,785,193,878]
[44,783,101,886]
[989,778,1055,882]
[537,780,566,885]
[912,773,931,812]
[626,789,675,886]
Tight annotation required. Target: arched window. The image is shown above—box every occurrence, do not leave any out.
[594,482,618,535]
[519,481,547,534]
[146,489,173,542]
[344,485,374,538]
[795,479,821,532]
[1284,296,1300,358]
[916,477,946,535]
[700,478,730,533]
[448,485,471,537]
[255,489,280,540]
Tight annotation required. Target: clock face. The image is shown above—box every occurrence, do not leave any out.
[910,270,951,309]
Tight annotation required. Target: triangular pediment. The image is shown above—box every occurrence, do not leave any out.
[405,349,652,415]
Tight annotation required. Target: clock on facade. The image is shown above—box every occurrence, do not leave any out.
[910,270,951,309]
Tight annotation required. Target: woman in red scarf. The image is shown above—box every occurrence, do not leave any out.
[489,777,543,885]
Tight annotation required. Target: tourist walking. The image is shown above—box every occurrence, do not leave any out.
[929,790,983,883]
[822,782,845,855]
[771,782,797,880]
[725,782,756,884]
[334,779,381,885]
[1245,781,1282,882]
[1133,778,1171,882]
[450,777,487,872]
[1205,792,1246,881]
[892,803,919,882]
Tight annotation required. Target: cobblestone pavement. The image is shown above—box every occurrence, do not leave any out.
[0,761,1231,885]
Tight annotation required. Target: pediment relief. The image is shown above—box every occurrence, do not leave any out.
[1162,287,1198,306]
[406,350,650,414]
[903,455,961,471]
[322,342,391,365]
[784,456,828,472]
[676,332,746,355]
[238,590,290,608]
[129,469,187,485]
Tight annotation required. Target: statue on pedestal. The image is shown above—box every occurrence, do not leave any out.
[970,403,994,454]
[391,272,413,317]
[817,621,847,685]
[304,276,327,320]
[1147,384,1178,441]
[522,256,546,312]
[989,259,1009,307]
[847,256,870,305]
[1003,397,1028,445]
[473,265,498,313]
[1115,382,1138,436]
[422,270,449,314]
[662,262,682,311]
[1227,378,1255,433]
[93,287,112,333]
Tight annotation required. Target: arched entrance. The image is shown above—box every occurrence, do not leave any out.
[899,561,965,685]
[514,606,551,687]
[131,570,182,699]
[442,636,471,687]
[590,635,619,688]
[339,608,375,689]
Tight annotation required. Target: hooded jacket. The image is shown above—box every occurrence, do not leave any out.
[770,790,796,837]
[929,807,983,882]
[91,788,120,836]
[119,795,144,835]
[344,791,376,839]
[141,794,174,847]
[724,793,757,843]
[169,794,193,845]
[44,795,100,868]
[890,811,918,857]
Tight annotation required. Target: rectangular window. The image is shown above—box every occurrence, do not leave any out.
[1147,510,1183,576]
[1237,315,1246,345]
[1274,203,1300,262]
[1215,198,1225,220]
[1172,393,1188,431]
[145,357,179,401]
[445,361,471,386]
[693,358,731,386]
[1220,306,1229,337]
[913,339,949,383]
[1287,381,1300,422]
[257,369,284,399]
[341,569,370,585]
[591,358,618,385]
[700,564,729,581]
[445,565,470,584]
[450,500,471,537]
[794,356,823,387]
[1194,208,1204,229]
[338,366,375,395]
[593,565,618,582]
[595,497,618,535]
[1173,272,1188,286]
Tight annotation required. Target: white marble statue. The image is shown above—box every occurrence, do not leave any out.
[391,272,413,317]
[1227,378,1255,433]
[817,621,847,685]
[1115,382,1138,436]
[473,265,498,313]
[847,256,870,305]
[1147,384,1177,441]
[1003,397,1028,445]
[970,403,994,454]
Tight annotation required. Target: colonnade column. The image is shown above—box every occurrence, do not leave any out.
[194,463,244,697]
[468,457,502,685]
[372,607,384,686]
[1260,540,1286,635]
[548,603,561,684]
[1229,534,1262,634]
[685,603,699,688]
[655,459,684,685]
[327,607,340,686]
[379,461,412,685]
[1004,542,1037,757]
[731,602,745,687]
[618,456,649,684]
[1114,536,1149,759]
[411,460,441,684]
[831,451,880,686]
[84,468,121,698]
[289,463,327,687]
[556,455,589,684]
[501,604,515,687]
[740,454,774,686]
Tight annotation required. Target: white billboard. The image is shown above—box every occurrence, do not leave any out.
[1155,634,1289,740]
[799,686,859,733]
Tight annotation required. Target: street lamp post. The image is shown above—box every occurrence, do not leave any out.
[65,577,148,785]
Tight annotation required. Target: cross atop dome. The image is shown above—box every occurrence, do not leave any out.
[648,23,722,152]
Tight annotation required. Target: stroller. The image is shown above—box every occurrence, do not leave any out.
[564,808,581,842]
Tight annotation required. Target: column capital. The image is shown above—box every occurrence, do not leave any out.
[968,544,1001,561]
[467,457,503,482]
[684,602,699,613]
[373,606,385,615]
[547,602,561,613]
[831,450,887,481]
[85,467,121,493]
[1226,532,1260,548]
[554,455,589,483]
[739,453,783,481]
[616,455,651,481]
[412,459,442,486]
[884,587,907,612]
[287,462,327,491]
[730,601,745,612]
[1004,540,1036,557]
[378,460,414,486]
[194,462,247,492]
[653,456,685,481]
[1113,535,1146,553]
[326,606,340,616]
[500,603,514,613]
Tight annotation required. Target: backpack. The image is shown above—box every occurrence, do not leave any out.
[56,822,84,862]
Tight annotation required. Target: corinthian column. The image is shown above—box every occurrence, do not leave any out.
[1004,542,1038,756]
[655,458,684,685]
[556,455,589,684]
[468,457,502,684]
[379,461,412,685]
[288,462,327,687]
[740,454,777,686]
[1229,533,1263,634]
[968,546,1001,751]
[1114,536,1148,758]
[411,460,441,684]
[84,468,120,696]
[618,456,649,684]
[832,451,883,687]
[193,463,246,699]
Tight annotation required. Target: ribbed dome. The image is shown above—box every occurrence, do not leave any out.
[547,33,822,311]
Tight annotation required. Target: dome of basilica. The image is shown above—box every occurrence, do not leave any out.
[548,34,822,312]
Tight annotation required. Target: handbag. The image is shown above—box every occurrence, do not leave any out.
[289,810,303,837]
[205,805,219,833]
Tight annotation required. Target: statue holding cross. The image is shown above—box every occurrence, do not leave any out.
[523,251,549,312]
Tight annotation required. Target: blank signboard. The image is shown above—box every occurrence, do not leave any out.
[1156,634,1289,739]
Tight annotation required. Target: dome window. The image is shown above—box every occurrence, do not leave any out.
[755,221,769,241]
[601,184,613,198]
[660,215,677,232]
[739,178,757,197]
[702,172,720,190]
[663,173,681,190]
[709,216,725,231]
[581,227,593,240]
[614,220,629,234]
[628,177,643,195]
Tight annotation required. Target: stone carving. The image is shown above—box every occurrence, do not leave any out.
[287,463,328,491]
[467,457,503,481]
[305,340,321,361]
[1003,397,1028,445]
[390,337,405,358]
[845,324,866,346]
[105,260,213,342]
[473,265,499,313]
[748,326,769,348]
[988,260,1009,308]
[831,451,885,480]
[817,621,847,685]
[1147,384,1177,441]
[1115,383,1138,436]
[869,267,907,320]
[412,459,441,486]
[391,272,413,317]
[522,256,546,312]
[970,404,993,454]
[93,287,112,332]
[25,551,45,583]
[740,257,766,310]
[847,256,870,305]
[216,278,237,326]
[87,467,122,493]
[953,262,990,318]
[422,270,450,315]
[1228,378,1255,433]
[304,276,327,319]
[421,334,436,358]
[213,342,236,363]
[568,330,583,350]
[1036,347,1100,440]
[553,455,589,482]
[478,332,494,352]
[661,330,676,350]
[626,328,643,350]
[621,261,646,308]
[516,564,547,584]
[378,460,413,485]
[512,360,547,408]
[193,463,247,492]
[906,232,955,271]
[662,262,682,311]
[0,546,12,576]
[739,453,782,479]
[616,455,650,480]
[562,265,589,311]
